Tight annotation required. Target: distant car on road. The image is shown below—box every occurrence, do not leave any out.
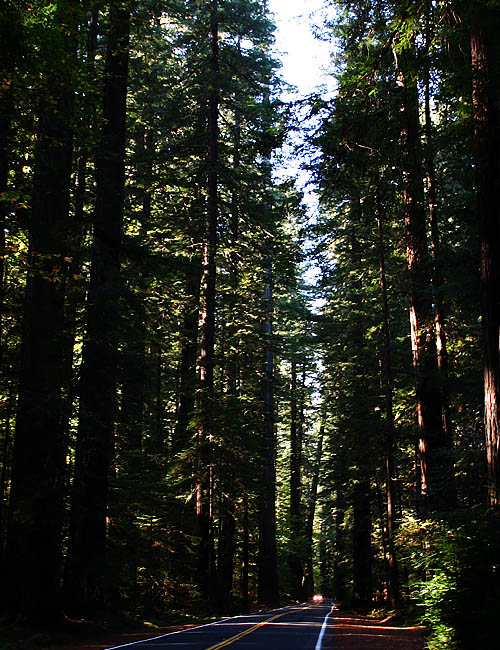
[312,594,324,602]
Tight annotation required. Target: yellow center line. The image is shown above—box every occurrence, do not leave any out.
[204,606,312,650]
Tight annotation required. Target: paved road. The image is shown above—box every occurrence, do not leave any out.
[107,601,334,650]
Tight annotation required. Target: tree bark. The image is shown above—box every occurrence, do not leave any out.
[376,199,399,607]
[64,0,130,613]
[396,42,455,512]
[0,379,15,562]
[215,107,242,610]
[217,495,236,609]
[3,0,79,619]
[471,13,500,507]
[352,441,372,606]
[0,87,12,365]
[60,3,99,450]
[423,6,452,447]
[257,258,279,606]
[240,491,250,611]
[289,356,303,600]
[173,257,202,456]
[303,425,323,599]
[333,482,347,603]
[196,0,219,601]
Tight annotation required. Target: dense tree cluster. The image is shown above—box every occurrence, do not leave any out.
[312,0,500,647]
[0,0,306,621]
[1,1,500,649]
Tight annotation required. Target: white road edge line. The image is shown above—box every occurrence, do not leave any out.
[106,606,299,650]
[106,617,227,650]
[314,604,335,650]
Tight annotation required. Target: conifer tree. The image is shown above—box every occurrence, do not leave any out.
[470,0,500,507]
[64,0,131,612]
[3,0,81,619]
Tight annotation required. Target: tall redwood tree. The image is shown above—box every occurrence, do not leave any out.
[64,0,130,612]
[3,0,80,619]
[470,5,500,507]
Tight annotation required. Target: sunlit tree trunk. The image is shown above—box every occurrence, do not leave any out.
[396,41,455,512]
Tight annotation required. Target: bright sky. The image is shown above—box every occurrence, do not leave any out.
[268,0,335,98]
[268,0,336,195]
[267,0,335,295]
[267,0,336,192]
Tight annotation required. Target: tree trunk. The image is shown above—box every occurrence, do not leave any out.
[215,107,242,610]
[3,1,79,619]
[318,512,332,597]
[114,257,147,598]
[173,257,202,456]
[423,6,452,447]
[240,491,249,611]
[471,13,500,507]
[289,356,303,600]
[196,0,219,601]
[376,200,399,607]
[303,425,323,599]
[257,258,279,606]
[333,483,347,603]
[0,379,15,561]
[396,42,455,512]
[64,0,130,613]
[217,495,236,609]
[0,0,25,364]
[352,445,372,606]
[60,3,99,450]
[172,230,202,585]
[0,87,12,365]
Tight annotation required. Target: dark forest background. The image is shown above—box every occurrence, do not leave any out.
[1,2,500,649]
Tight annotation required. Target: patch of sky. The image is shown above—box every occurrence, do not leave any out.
[268,0,337,306]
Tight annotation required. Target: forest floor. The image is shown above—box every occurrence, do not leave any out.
[325,609,426,650]
[0,615,208,650]
[47,621,196,650]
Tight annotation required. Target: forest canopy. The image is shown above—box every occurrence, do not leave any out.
[0,2,499,649]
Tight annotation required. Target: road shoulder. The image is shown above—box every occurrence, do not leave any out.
[323,610,426,650]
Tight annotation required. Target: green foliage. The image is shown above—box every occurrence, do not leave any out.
[398,509,500,649]
[1,0,498,632]
[309,0,499,633]
[398,514,458,648]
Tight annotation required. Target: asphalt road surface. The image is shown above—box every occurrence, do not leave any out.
[107,601,334,650]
